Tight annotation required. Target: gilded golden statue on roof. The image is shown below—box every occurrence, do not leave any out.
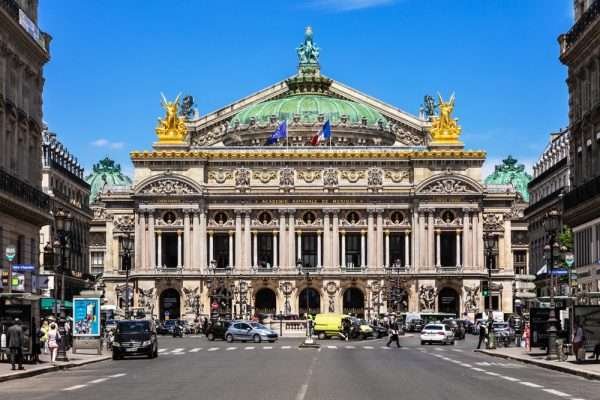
[155,93,187,144]
[430,93,462,145]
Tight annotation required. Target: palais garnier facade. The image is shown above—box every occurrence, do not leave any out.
[95,28,523,321]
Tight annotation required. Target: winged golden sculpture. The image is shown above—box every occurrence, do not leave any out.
[155,93,187,143]
[430,93,462,145]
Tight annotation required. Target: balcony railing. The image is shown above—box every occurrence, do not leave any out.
[564,174,600,211]
[0,167,49,212]
[251,265,280,273]
[435,265,464,273]
[340,264,365,272]
[562,0,600,53]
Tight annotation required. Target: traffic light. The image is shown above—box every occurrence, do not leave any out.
[481,281,489,297]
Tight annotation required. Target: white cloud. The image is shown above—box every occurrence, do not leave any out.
[90,138,126,150]
[307,0,396,11]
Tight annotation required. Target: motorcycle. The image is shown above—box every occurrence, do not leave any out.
[173,324,184,338]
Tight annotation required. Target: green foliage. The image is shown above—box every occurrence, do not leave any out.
[559,226,573,251]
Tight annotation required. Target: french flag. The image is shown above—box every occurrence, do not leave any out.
[310,120,331,145]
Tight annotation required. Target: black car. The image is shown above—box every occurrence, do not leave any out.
[205,320,231,341]
[112,320,158,360]
[406,319,424,332]
[442,319,466,340]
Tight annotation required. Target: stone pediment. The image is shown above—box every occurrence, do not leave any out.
[134,173,202,196]
[416,173,483,195]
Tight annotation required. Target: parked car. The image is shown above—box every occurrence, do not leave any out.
[442,319,466,340]
[225,321,278,343]
[205,320,232,341]
[370,322,388,339]
[157,320,177,335]
[420,324,455,345]
[349,317,375,340]
[112,320,158,360]
[463,319,475,334]
[406,319,424,332]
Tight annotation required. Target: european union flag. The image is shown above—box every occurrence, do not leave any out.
[265,120,287,145]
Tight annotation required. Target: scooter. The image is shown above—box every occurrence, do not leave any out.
[172,324,184,338]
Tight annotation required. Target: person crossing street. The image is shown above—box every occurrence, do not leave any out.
[477,322,487,350]
[386,315,401,348]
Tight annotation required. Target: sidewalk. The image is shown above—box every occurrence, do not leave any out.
[476,346,600,380]
[0,349,110,383]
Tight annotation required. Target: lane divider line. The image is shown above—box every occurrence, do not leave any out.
[519,382,543,388]
[63,384,87,391]
[541,389,570,397]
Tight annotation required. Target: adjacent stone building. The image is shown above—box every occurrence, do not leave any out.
[39,129,92,300]
[0,0,51,292]
[98,29,521,321]
[559,1,600,298]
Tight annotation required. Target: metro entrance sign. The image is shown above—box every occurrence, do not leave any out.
[5,246,16,262]
[4,245,16,293]
[565,253,575,268]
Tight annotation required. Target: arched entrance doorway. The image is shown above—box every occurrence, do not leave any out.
[159,288,180,320]
[298,287,320,316]
[343,288,365,317]
[438,287,459,316]
[254,288,277,316]
[209,286,233,318]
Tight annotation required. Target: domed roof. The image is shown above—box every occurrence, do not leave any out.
[485,155,532,202]
[85,157,132,203]
[230,94,388,127]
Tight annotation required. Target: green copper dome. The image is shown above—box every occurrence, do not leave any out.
[231,94,387,126]
[485,155,532,202]
[85,157,132,203]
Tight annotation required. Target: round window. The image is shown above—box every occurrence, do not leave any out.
[303,212,316,224]
[214,212,228,225]
[390,212,404,224]
[163,212,177,224]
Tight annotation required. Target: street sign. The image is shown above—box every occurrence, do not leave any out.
[515,274,536,281]
[12,264,35,272]
[5,246,16,262]
[515,292,537,299]
[565,253,575,267]
[516,281,536,290]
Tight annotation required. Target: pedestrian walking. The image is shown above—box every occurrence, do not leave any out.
[386,316,401,348]
[573,319,585,362]
[40,320,49,354]
[477,322,486,350]
[47,322,61,364]
[7,318,25,371]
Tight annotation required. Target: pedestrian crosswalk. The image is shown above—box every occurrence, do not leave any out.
[157,344,412,354]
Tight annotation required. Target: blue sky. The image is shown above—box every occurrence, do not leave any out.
[39,0,572,178]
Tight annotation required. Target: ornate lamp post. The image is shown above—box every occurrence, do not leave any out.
[543,209,561,360]
[121,232,133,319]
[53,208,72,362]
[484,232,496,350]
[298,262,318,347]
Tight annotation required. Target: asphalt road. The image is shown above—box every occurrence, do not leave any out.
[2,334,600,400]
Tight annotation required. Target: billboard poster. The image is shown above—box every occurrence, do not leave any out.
[73,297,101,337]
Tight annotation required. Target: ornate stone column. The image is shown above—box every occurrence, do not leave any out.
[404,230,410,267]
[279,210,287,269]
[157,231,162,268]
[456,229,461,267]
[273,230,278,268]
[317,230,322,268]
[141,213,147,270]
[367,208,375,268]
[235,211,242,269]
[376,209,384,268]
[341,230,346,268]
[192,211,200,270]
[200,210,207,271]
[106,218,114,271]
[362,230,367,268]
[228,230,234,268]
[252,230,258,268]
[184,211,190,269]
[332,210,339,268]
[288,210,296,267]
[384,230,390,268]
[149,211,156,269]
[297,230,302,260]
[462,210,471,268]
[177,230,183,268]
[412,210,419,270]
[208,230,214,265]
[244,213,252,269]
[428,210,435,268]
[323,211,331,269]
[435,229,441,268]
[134,212,142,269]
[504,218,512,271]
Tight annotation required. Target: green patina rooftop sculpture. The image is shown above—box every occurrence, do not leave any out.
[485,155,532,202]
[85,157,132,203]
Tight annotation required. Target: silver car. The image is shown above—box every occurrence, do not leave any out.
[225,321,278,343]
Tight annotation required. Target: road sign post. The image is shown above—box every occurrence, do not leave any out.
[5,246,16,294]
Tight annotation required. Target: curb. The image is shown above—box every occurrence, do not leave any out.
[475,349,600,381]
[0,356,111,383]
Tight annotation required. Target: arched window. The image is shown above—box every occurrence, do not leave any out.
[214,212,228,225]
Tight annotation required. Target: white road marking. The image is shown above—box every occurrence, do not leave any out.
[434,347,445,351]
[245,346,255,350]
[363,346,374,350]
[541,389,570,397]
[226,347,237,351]
[451,349,463,352]
[327,345,337,349]
[380,346,390,350]
[208,347,219,351]
[459,363,472,368]
[189,347,202,352]
[171,348,184,353]
[449,359,462,364]
[89,378,108,384]
[519,382,543,388]
[499,376,520,382]
[475,362,491,366]
[63,384,87,391]
[263,346,273,350]
[471,367,486,372]
[281,346,292,349]
[109,373,126,378]
[172,352,185,355]
[485,371,500,376]
[345,345,356,349]
[158,348,167,353]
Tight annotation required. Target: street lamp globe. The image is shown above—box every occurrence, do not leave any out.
[484,233,495,251]
[122,234,134,252]
[64,211,73,233]
[55,208,65,231]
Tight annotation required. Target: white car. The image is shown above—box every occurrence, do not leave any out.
[420,324,455,345]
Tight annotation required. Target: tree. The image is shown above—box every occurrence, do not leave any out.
[559,226,573,251]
